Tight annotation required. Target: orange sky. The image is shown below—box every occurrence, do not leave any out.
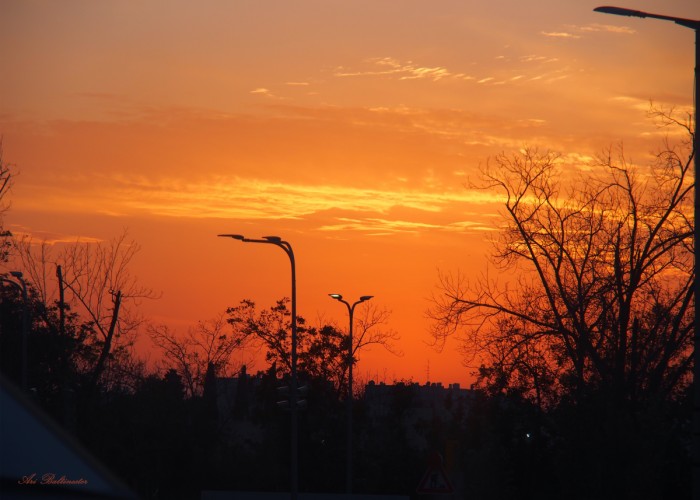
[1,0,697,386]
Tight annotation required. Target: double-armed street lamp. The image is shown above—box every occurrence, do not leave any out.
[218,234,299,500]
[593,6,700,498]
[1,271,28,390]
[328,293,373,495]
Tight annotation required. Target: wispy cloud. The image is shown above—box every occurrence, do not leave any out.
[250,88,279,98]
[332,54,574,92]
[8,225,104,245]
[520,55,559,64]
[21,172,503,236]
[334,57,475,82]
[541,31,580,39]
[115,175,501,219]
[609,95,653,112]
[539,23,635,40]
[318,217,496,235]
[579,23,636,35]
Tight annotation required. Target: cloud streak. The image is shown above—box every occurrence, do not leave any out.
[541,31,580,39]
[118,175,501,219]
[332,53,577,92]
[578,23,636,35]
[21,173,503,236]
[318,216,496,235]
[334,57,475,82]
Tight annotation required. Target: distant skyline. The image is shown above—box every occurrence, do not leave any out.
[1,0,698,385]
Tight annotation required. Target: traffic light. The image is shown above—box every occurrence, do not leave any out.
[276,385,290,409]
[297,385,308,410]
[276,384,308,410]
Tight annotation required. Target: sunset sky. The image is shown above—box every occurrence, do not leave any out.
[1,0,697,386]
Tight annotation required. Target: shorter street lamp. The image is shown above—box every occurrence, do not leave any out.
[328,293,373,494]
[1,271,28,390]
[218,234,299,500]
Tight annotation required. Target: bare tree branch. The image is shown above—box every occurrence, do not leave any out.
[148,314,245,398]
[430,111,694,407]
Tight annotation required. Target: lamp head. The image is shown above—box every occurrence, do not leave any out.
[360,295,374,302]
[329,293,343,300]
[263,236,282,243]
[218,234,245,240]
[594,6,646,18]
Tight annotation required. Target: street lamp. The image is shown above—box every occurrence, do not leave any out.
[328,293,373,495]
[218,234,299,500]
[1,271,28,390]
[593,6,700,499]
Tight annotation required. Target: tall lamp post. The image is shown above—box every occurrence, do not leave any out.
[218,234,299,500]
[593,6,700,498]
[328,293,373,495]
[1,271,28,390]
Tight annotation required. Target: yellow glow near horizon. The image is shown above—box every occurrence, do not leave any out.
[1,0,697,386]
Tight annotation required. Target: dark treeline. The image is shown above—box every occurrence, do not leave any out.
[0,282,424,499]
[0,278,692,499]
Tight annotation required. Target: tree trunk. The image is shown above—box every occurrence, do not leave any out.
[90,290,122,390]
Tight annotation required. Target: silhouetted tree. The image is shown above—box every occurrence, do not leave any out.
[430,110,694,498]
[431,119,693,409]
[13,230,157,393]
[148,314,243,397]
[226,297,400,396]
[0,138,14,262]
[0,271,112,435]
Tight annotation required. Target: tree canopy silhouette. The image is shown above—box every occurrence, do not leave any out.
[148,315,243,397]
[12,230,157,393]
[429,112,695,498]
[430,112,694,410]
[0,138,14,262]
[226,297,400,395]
